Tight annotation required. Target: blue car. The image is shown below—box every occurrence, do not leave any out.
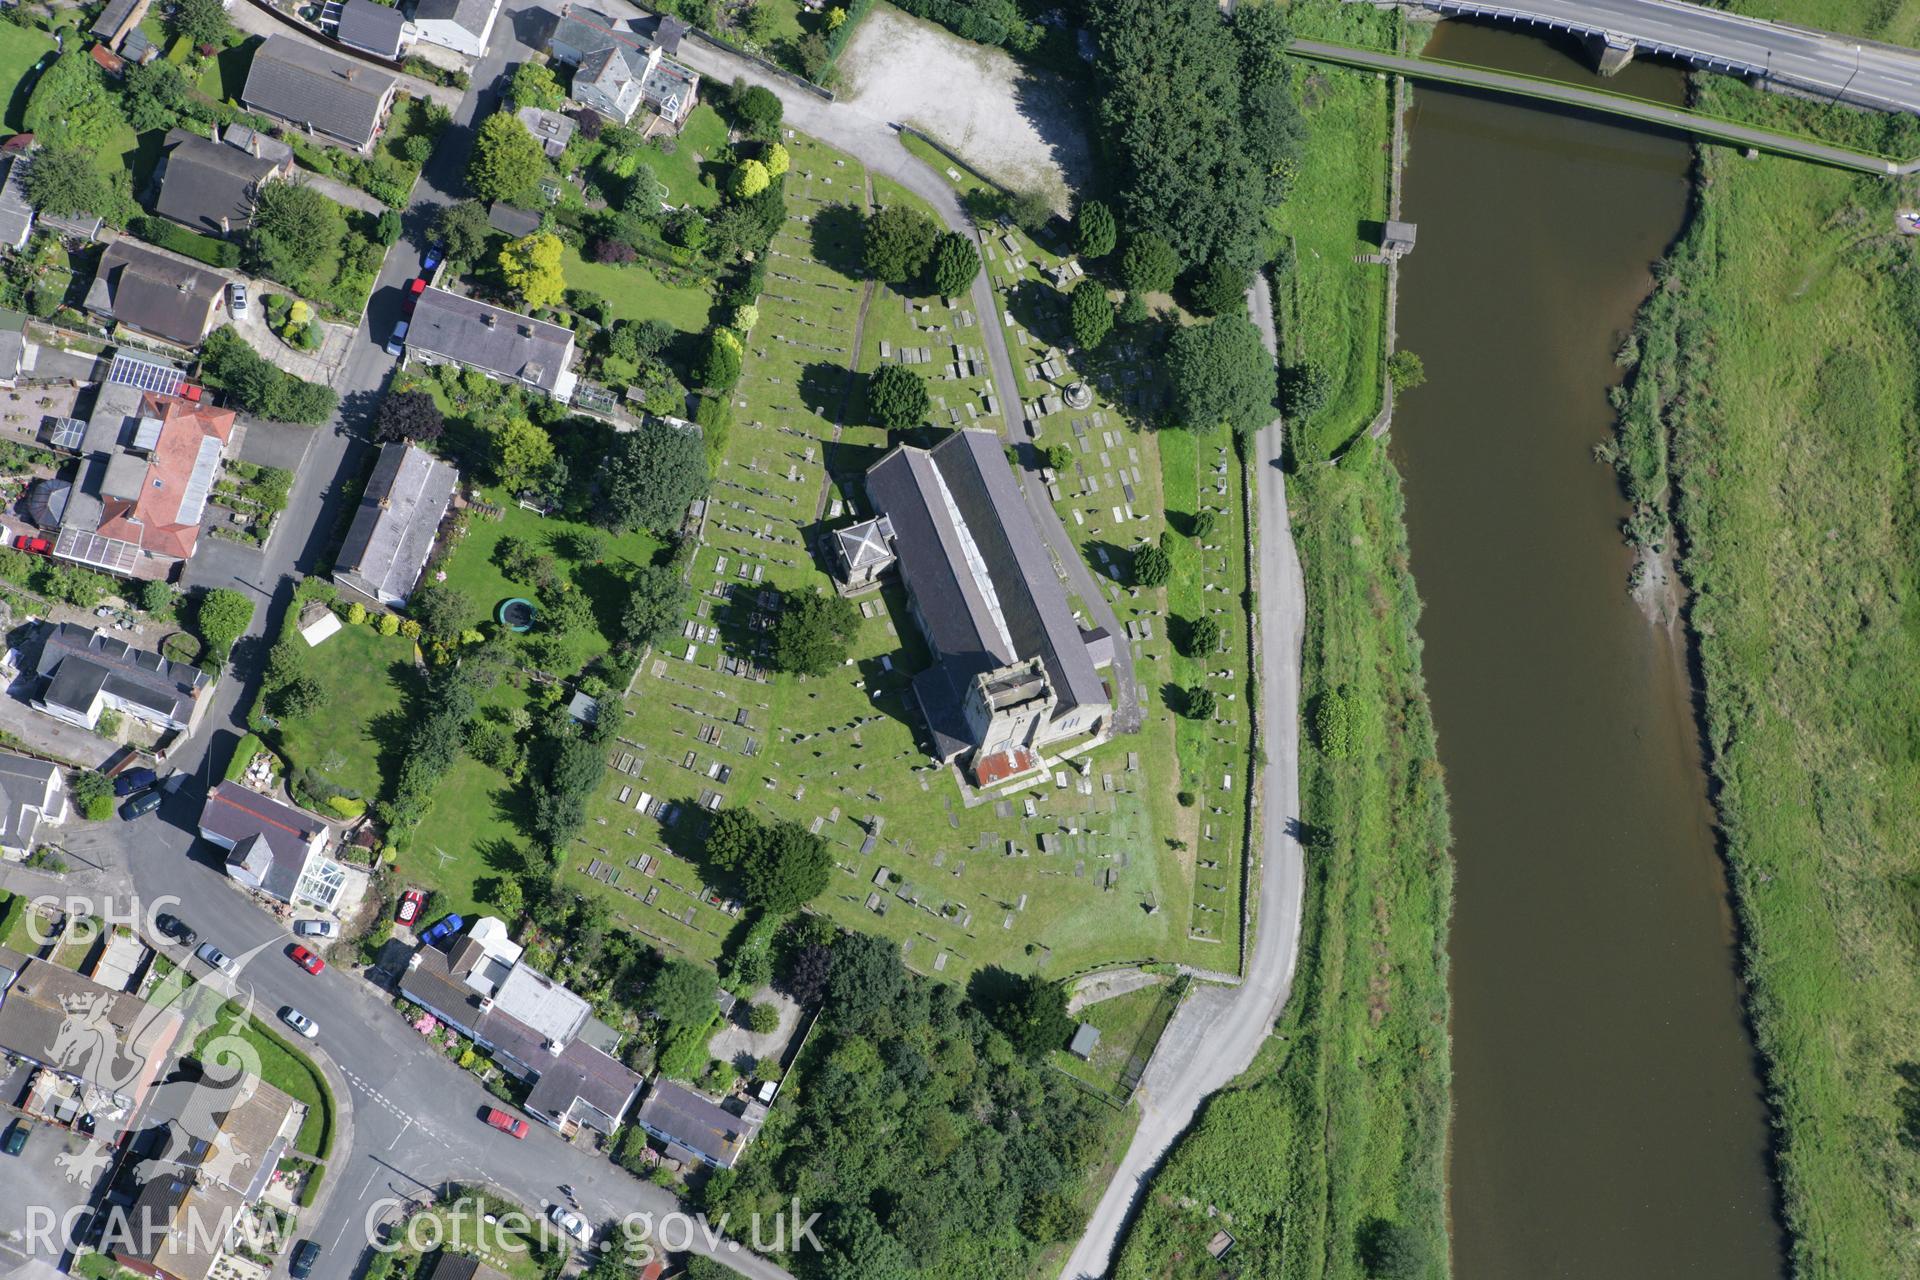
[114,767,158,797]
[418,914,464,947]
[421,243,444,273]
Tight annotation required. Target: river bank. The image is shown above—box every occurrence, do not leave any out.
[1606,70,1920,1277]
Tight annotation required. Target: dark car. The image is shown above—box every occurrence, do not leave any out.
[120,790,163,820]
[3,1121,28,1155]
[155,913,196,947]
[417,914,464,947]
[290,1241,320,1279]
[113,767,158,797]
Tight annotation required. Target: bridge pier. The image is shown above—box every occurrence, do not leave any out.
[1588,32,1637,76]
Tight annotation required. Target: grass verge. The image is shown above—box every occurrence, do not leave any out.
[194,1006,337,1159]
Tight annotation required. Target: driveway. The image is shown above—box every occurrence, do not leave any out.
[0,1101,113,1266]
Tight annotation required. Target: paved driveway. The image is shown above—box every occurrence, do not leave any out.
[0,1102,112,1266]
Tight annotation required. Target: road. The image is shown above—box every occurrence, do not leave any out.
[1289,38,1914,174]
[1057,278,1308,1279]
[1415,0,1920,115]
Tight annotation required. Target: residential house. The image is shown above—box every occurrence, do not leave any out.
[0,156,33,251]
[55,366,237,577]
[0,945,184,1125]
[546,5,700,126]
[241,34,399,153]
[633,1078,764,1169]
[28,622,212,735]
[399,917,643,1135]
[0,752,65,860]
[198,781,347,911]
[83,240,228,349]
[334,0,411,60]
[865,430,1113,780]
[112,1074,304,1280]
[0,309,36,387]
[90,0,152,51]
[153,128,294,238]
[410,0,503,57]
[516,105,576,158]
[404,286,578,400]
[332,441,458,606]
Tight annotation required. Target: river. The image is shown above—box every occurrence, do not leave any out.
[1390,22,1786,1278]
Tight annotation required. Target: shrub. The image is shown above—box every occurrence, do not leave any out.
[1132,542,1171,587]
[1186,686,1217,720]
[72,771,114,821]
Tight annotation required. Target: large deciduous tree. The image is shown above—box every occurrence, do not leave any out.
[432,199,493,268]
[466,111,545,203]
[250,180,344,281]
[497,232,566,309]
[374,389,444,444]
[620,563,687,651]
[509,61,566,112]
[771,588,859,676]
[1167,313,1275,440]
[862,204,937,284]
[600,422,708,533]
[196,588,255,662]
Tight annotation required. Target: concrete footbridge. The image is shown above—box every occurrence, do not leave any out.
[1289,37,1920,174]
[1402,0,1920,113]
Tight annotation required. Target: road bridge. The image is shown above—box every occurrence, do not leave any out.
[1290,38,1915,173]
[1400,0,1920,112]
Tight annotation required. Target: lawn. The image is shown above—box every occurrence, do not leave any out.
[258,613,417,805]
[638,102,729,209]
[1052,978,1184,1101]
[1601,78,1920,1277]
[193,1005,338,1158]
[383,1198,563,1280]
[560,245,714,333]
[0,23,54,133]
[199,37,257,105]
[1723,0,1920,44]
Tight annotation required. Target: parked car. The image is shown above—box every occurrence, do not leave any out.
[395,889,425,926]
[3,1121,28,1156]
[422,242,444,273]
[12,535,48,555]
[280,1007,319,1039]
[228,283,248,316]
[293,919,339,939]
[386,318,410,357]
[417,914,464,947]
[483,1107,529,1139]
[155,913,196,947]
[113,767,158,797]
[120,790,163,820]
[289,1241,320,1279]
[195,943,235,974]
[547,1206,590,1246]
[403,276,427,314]
[288,945,324,976]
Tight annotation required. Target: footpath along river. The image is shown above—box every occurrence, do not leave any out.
[1389,21,1786,1278]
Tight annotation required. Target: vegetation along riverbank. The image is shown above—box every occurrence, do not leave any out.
[1605,60,1920,1279]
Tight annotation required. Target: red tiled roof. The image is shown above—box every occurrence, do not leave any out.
[973,747,1039,787]
[89,44,125,75]
[95,392,235,560]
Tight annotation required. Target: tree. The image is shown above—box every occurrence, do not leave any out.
[21,149,106,219]
[22,54,119,155]
[743,819,832,913]
[509,61,566,111]
[168,0,232,46]
[251,180,344,281]
[826,933,904,1032]
[868,363,929,430]
[1187,685,1217,719]
[931,231,981,298]
[498,232,566,309]
[1184,614,1222,656]
[271,675,325,718]
[1314,685,1355,760]
[466,112,544,203]
[784,942,832,1005]
[991,974,1073,1058]
[733,85,783,138]
[747,1003,780,1034]
[762,141,790,177]
[739,1,776,41]
[487,416,555,491]
[479,874,525,922]
[1189,256,1252,317]
[862,204,937,284]
[650,957,717,1030]
[1075,198,1116,259]
[1121,233,1180,296]
[121,58,190,132]
[732,158,769,199]
[138,580,175,614]
[71,770,115,821]
[1132,542,1171,587]
[621,563,687,650]
[771,589,859,676]
[1388,349,1427,392]
[1361,1221,1432,1280]
[1191,509,1218,540]
[1284,361,1333,422]
[601,423,708,533]
[697,326,743,390]
[1006,189,1052,235]
[408,584,472,643]
[374,390,444,444]
[703,807,763,874]
[196,588,255,662]
[1168,314,1275,438]
[1069,279,1114,350]
[1042,442,1073,472]
[433,200,493,268]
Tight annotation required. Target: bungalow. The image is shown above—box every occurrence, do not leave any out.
[29,622,212,735]
[198,781,347,911]
[332,441,458,607]
[83,240,228,350]
[546,5,700,126]
[0,752,66,860]
[334,0,411,61]
[404,286,578,400]
[410,0,503,58]
[633,1078,765,1169]
[399,917,643,1135]
[241,34,399,153]
[153,127,295,238]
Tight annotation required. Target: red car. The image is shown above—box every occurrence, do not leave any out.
[483,1108,529,1139]
[395,889,426,926]
[12,535,48,555]
[403,277,427,315]
[289,945,324,976]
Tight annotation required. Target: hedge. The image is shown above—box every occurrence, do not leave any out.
[130,216,242,269]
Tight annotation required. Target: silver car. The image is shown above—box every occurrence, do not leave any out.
[194,943,235,974]
[293,919,339,939]
[280,1008,319,1039]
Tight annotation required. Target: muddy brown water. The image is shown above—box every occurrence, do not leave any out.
[1389,21,1787,1278]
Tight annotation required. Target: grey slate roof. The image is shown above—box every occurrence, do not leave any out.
[406,286,574,394]
[83,240,226,348]
[154,130,282,237]
[0,157,33,249]
[486,202,543,237]
[33,622,209,726]
[548,6,642,65]
[413,0,499,38]
[834,515,894,572]
[90,0,143,40]
[635,1079,752,1167]
[242,35,397,148]
[865,429,1107,718]
[335,0,409,57]
[0,752,58,854]
[200,781,324,902]
[332,442,458,604]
